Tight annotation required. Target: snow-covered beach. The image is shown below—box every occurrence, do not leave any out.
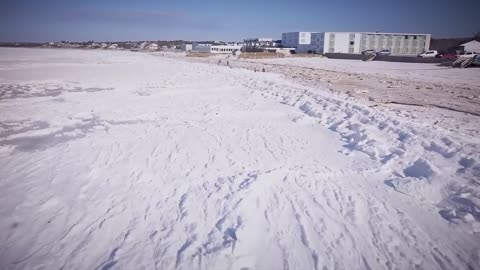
[1,47,479,269]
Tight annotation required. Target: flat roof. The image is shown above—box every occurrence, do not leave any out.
[282,31,430,35]
[282,32,321,34]
[244,38,273,41]
[325,31,430,35]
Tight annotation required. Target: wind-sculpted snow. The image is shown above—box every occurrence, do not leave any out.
[0,82,113,100]
[0,48,479,270]
[240,74,480,230]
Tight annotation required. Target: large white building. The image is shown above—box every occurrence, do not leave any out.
[282,32,431,55]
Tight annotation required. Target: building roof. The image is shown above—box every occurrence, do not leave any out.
[460,40,480,46]
[325,31,430,35]
[282,32,321,34]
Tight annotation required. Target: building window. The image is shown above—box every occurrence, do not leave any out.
[350,41,354,45]
[404,35,408,39]
[413,36,417,40]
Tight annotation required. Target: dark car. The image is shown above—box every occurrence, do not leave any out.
[436,52,457,59]
[472,55,480,67]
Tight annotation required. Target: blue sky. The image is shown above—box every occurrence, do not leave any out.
[1,0,479,42]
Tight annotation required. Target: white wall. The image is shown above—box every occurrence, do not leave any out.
[425,34,431,51]
[333,33,350,53]
[323,33,330,53]
[298,32,311,45]
[354,33,361,53]
[181,44,192,52]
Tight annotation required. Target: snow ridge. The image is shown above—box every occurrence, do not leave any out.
[238,73,480,232]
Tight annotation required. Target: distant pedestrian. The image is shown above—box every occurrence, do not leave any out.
[218,60,221,65]
[227,60,229,66]
[254,68,257,72]
[262,67,265,72]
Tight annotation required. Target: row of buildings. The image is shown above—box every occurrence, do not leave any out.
[280,32,479,55]
[45,41,183,50]
[184,39,293,55]
[44,32,479,56]
[182,31,433,56]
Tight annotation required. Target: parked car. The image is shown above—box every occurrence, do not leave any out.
[362,50,376,55]
[418,50,439,58]
[436,52,457,59]
[377,49,391,56]
[458,51,477,58]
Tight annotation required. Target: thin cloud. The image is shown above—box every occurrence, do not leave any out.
[57,8,188,26]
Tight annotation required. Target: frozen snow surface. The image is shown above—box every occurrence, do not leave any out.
[1,48,480,270]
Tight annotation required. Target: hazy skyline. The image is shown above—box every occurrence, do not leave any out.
[1,0,479,42]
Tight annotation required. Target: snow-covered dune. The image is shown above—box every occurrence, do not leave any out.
[252,57,480,87]
[0,48,479,270]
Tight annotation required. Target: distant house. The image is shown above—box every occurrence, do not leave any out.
[147,43,159,50]
[429,37,479,53]
[139,42,148,50]
[243,38,274,52]
[459,40,480,53]
[101,43,108,49]
[108,44,118,49]
[87,42,100,48]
